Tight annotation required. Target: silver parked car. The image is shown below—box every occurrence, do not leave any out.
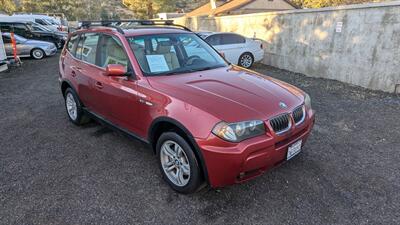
[1,32,57,60]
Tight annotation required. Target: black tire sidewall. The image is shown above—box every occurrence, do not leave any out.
[156,132,203,194]
[239,52,254,68]
[64,88,85,125]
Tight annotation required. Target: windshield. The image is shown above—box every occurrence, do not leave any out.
[127,33,228,76]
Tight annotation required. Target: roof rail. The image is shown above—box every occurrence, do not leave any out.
[79,20,192,34]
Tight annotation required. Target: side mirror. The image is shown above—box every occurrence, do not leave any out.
[105,64,127,76]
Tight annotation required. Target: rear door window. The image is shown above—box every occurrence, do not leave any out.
[80,33,100,65]
[220,34,245,45]
[205,34,221,45]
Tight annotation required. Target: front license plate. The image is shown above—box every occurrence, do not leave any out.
[287,140,302,160]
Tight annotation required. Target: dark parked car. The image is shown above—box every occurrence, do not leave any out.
[1,33,57,60]
[0,21,66,48]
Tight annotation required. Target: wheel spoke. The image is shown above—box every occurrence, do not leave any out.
[175,167,182,185]
[175,145,182,157]
[181,164,190,175]
[162,145,175,158]
[166,164,175,172]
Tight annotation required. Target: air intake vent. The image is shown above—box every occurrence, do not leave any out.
[293,105,305,125]
[269,113,291,134]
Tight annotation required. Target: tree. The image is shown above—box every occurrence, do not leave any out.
[290,0,380,8]
[123,0,177,19]
[0,0,17,14]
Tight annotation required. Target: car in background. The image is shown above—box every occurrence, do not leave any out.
[9,14,67,31]
[198,32,264,68]
[0,21,66,48]
[1,32,57,59]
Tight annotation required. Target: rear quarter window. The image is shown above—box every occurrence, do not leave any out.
[221,34,245,45]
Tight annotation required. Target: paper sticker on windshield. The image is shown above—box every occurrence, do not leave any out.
[146,55,170,73]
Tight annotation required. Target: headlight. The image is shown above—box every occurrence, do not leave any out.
[212,120,265,142]
[304,93,312,110]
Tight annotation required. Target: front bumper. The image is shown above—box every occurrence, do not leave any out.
[44,47,58,56]
[197,109,315,188]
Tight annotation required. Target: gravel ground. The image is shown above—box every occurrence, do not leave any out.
[0,55,399,225]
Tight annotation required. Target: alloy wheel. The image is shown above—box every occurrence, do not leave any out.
[240,54,253,68]
[66,92,78,120]
[32,49,44,59]
[160,140,191,187]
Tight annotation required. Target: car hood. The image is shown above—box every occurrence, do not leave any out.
[147,66,305,122]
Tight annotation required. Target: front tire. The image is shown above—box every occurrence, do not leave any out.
[31,48,45,60]
[157,132,203,194]
[238,52,254,68]
[64,88,90,125]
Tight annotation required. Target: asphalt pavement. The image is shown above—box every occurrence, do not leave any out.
[0,55,399,225]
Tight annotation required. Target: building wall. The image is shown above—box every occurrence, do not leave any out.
[176,1,400,93]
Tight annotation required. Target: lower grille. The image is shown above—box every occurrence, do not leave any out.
[293,105,305,125]
[269,113,291,134]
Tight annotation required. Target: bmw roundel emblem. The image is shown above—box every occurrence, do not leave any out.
[279,102,288,109]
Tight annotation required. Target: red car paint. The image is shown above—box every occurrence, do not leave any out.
[59,27,315,188]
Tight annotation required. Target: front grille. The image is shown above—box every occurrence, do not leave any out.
[269,113,291,134]
[293,105,305,125]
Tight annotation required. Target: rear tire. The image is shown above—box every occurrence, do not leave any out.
[31,48,45,60]
[64,88,90,125]
[157,132,203,194]
[238,52,254,68]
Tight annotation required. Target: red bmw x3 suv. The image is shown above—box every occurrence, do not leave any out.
[59,21,315,194]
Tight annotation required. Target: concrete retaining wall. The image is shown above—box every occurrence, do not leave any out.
[175,2,400,93]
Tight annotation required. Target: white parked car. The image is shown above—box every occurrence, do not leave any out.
[198,32,264,68]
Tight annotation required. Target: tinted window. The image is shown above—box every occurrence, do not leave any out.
[2,36,11,44]
[98,35,129,69]
[12,24,28,36]
[35,19,47,25]
[205,34,221,45]
[80,33,99,64]
[0,24,12,32]
[67,35,79,56]
[221,34,245,45]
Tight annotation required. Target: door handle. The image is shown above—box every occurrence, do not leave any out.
[71,70,76,77]
[95,81,103,89]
